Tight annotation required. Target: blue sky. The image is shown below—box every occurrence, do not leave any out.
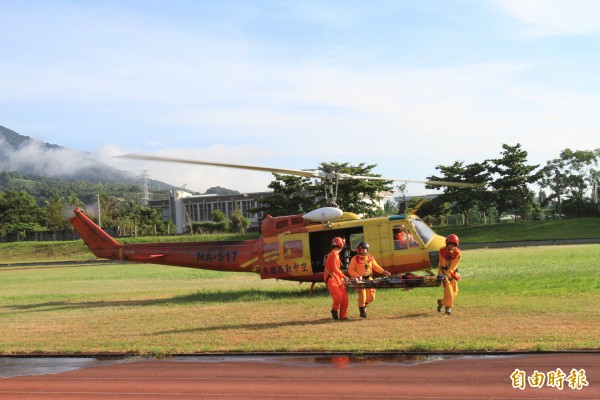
[1,0,599,195]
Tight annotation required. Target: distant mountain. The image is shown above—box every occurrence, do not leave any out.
[0,125,52,148]
[205,186,240,195]
[0,125,170,188]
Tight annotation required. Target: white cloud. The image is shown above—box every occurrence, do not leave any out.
[93,55,600,193]
[495,0,600,36]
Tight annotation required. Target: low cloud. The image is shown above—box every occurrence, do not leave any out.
[0,137,100,178]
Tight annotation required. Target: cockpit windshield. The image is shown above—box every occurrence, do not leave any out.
[410,218,436,245]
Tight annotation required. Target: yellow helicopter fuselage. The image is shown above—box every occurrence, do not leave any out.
[70,208,445,283]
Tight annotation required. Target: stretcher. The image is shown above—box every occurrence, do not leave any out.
[346,273,442,289]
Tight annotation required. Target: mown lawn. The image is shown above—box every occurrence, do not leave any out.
[1,244,599,354]
[436,217,600,242]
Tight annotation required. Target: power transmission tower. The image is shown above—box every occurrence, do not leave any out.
[139,170,150,206]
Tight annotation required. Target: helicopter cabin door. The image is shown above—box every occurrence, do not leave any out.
[308,227,365,273]
[376,223,394,268]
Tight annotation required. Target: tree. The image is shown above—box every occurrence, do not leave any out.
[116,201,167,236]
[318,162,393,216]
[68,193,84,209]
[138,206,166,235]
[383,199,398,216]
[212,209,230,232]
[230,207,251,234]
[415,197,452,224]
[253,163,393,217]
[0,190,46,239]
[98,194,120,228]
[487,143,542,221]
[540,148,600,217]
[539,163,565,217]
[591,167,600,206]
[253,173,318,217]
[45,196,70,231]
[427,161,491,224]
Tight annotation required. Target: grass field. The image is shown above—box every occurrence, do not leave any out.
[1,243,599,354]
[436,217,600,242]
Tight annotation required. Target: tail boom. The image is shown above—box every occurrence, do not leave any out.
[69,208,258,273]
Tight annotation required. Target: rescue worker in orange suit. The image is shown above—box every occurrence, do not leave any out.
[348,242,391,318]
[324,237,349,320]
[437,234,462,315]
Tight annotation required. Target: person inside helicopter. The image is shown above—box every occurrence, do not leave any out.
[393,225,417,250]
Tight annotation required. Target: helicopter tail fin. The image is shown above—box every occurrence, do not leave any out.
[69,208,121,258]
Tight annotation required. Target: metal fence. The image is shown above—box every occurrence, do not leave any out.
[427,209,523,226]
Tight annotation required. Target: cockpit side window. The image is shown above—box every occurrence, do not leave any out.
[392,224,417,250]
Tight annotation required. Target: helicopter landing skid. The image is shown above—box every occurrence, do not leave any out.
[346,274,442,289]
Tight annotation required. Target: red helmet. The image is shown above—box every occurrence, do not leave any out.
[331,237,345,248]
[446,234,459,246]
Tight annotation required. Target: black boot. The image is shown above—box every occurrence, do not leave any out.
[359,306,367,318]
[437,299,443,313]
[331,310,339,320]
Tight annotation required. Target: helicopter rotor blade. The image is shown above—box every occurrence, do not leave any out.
[117,153,482,188]
[117,153,323,179]
[336,174,482,188]
[417,179,483,188]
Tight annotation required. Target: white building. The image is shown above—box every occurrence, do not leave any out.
[149,190,273,233]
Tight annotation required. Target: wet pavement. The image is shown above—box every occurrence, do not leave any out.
[0,353,507,378]
[0,356,134,378]
[1,353,598,399]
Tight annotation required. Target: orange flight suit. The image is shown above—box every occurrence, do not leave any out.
[324,249,349,319]
[438,246,461,308]
[394,231,407,250]
[348,254,386,307]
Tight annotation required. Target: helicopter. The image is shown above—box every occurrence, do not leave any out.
[69,154,477,290]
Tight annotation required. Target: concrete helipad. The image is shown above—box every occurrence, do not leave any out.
[0,353,598,399]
